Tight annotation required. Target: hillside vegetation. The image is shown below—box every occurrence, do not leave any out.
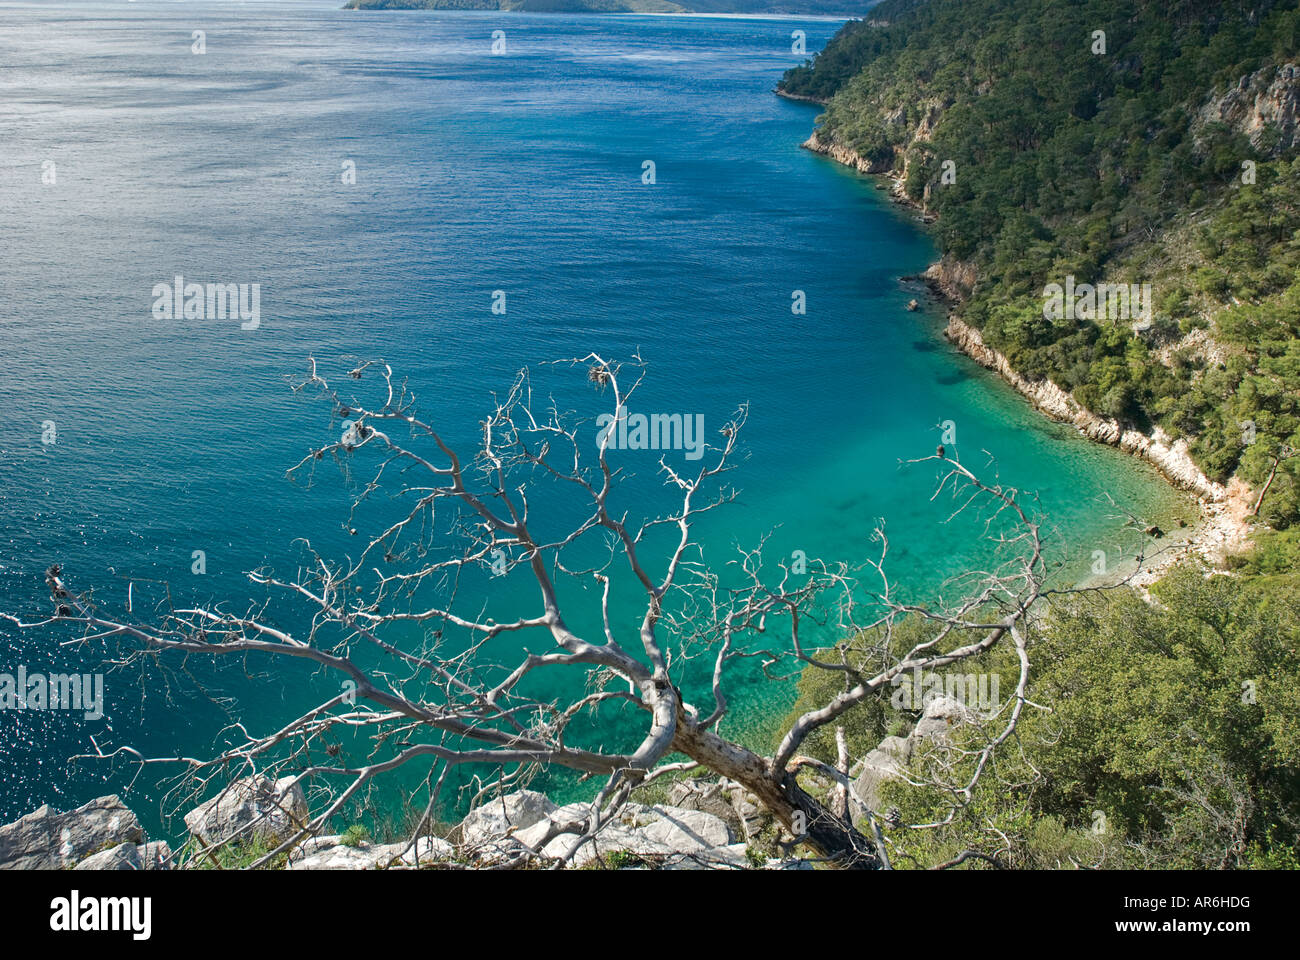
[781,0,1300,527]
[785,540,1300,868]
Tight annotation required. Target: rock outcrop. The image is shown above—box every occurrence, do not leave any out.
[852,736,911,810]
[508,802,749,869]
[803,97,948,210]
[803,130,892,175]
[0,785,775,870]
[944,316,1228,503]
[73,840,172,871]
[773,88,828,106]
[0,795,144,870]
[667,777,769,840]
[183,775,308,848]
[923,257,977,302]
[852,695,977,808]
[457,789,557,847]
[1199,62,1300,153]
[451,789,752,869]
[286,835,453,870]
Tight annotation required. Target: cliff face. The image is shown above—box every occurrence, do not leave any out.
[774,89,830,106]
[803,129,892,174]
[944,316,1227,503]
[803,96,948,206]
[922,257,976,302]
[1199,62,1300,153]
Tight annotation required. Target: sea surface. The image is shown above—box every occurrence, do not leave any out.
[0,1,1186,838]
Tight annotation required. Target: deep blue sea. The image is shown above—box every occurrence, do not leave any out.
[0,1,1186,838]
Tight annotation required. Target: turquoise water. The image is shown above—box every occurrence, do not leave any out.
[0,2,1185,837]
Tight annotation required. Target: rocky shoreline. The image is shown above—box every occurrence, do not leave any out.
[942,315,1255,587]
[942,316,1226,503]
[0,697,978,871]
[773,88,829,106]
[0,774,776,871]
[800,123,1255,578]
[803,129,889,174]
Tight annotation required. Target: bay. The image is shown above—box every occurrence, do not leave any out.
[0,2,1183,837]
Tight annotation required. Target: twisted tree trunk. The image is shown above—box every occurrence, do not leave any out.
[672,711,878,869]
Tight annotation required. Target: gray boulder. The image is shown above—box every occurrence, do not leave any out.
[660,843,750,870]
[458,790,557,847]
[513,802,745,869]
[73,842,141,871]
[721,782,768,839]
[912,694,976,742]
[668,777,770,840]
[140,841,173,870]
[287,835,454,870]
[853,697,980,807]
[851,734,911,808]
[0,795,144,870]
[668,779,735,823]
[183,775,307,848]
[763,857,816,870]
[72,838,173,871]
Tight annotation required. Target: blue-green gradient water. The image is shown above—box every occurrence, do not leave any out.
[0,2,1187,837]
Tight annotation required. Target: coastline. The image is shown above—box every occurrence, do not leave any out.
[799,124,1257,585]
[773,88,829,106]
[941,316,1226,503]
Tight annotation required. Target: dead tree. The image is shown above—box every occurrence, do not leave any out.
[3,355,1050,869]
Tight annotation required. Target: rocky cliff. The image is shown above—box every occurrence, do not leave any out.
[944,316,1227,503]
[802,96,948,209]
[1199,61,1300,153]
[921,256,976,302]
[803,129,892,175]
